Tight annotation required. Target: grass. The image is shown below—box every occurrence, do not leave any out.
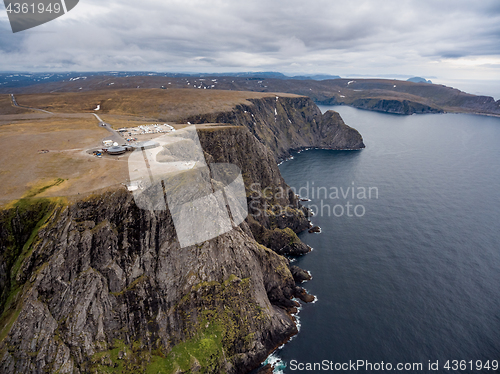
[9,199,57,282]
[0,94,33,115]
[146,322,225,374]
[89,324,225,374]
[13,88,296,122]
[0,113,129,201]
[0,88,297,203]
[24,178,65,198]
[87,274,262,374]
[90,340,133,373]
[0,194,63,343]
[0,286,22,343]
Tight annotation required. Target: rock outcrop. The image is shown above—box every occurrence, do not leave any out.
[0,191,301,374]
[349,98,443,115]
[318,97,444,115]
[185,96,365,160]
[198,126,311,257]
[0,97,363,374]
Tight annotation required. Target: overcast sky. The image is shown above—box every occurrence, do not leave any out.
[1,0,500,82]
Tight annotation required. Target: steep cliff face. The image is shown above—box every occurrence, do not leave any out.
[0,97,362,374]
[0,192,299,374]
[350,98,444,115]
[185,96,365,160]
[0,125,317,374]
[198,126,311,256]
[317,97,444,115]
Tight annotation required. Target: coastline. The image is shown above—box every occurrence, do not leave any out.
[0,90,355,373]
[254,150,325,374]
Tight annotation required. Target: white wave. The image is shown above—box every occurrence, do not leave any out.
[291,298,303,333]
[295,313,302,332]
[264,353,287,374]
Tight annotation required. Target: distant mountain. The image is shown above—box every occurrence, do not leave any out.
[191,72,341,80]
[289,74,341,81]
[407,77,432,84]
[3,72,499,116]
[0,71,342,90]
[202,72,288,79]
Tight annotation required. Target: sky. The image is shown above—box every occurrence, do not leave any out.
[1,0,500,84]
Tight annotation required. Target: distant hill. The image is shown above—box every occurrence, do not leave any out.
[2,72,499,116]
[407,77,433,84]
[0,71,341,91]
[289,74,341,80]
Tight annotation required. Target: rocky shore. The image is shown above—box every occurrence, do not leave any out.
[0,95,363,373]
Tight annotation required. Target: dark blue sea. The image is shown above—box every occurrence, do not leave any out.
[272,106,500,373]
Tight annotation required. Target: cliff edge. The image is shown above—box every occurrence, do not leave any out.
[185,95,365,160]
[0,91,363,373]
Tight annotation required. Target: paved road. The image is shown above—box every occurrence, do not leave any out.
[10,93,54,114]
[8,95,126,153]
[9,95,125,147]
[92,113,125,145]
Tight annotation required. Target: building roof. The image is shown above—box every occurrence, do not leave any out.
[134,140,160,150]
[107,146,127,155]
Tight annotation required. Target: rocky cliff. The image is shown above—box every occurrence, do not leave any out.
[185,96,365,160]
[0,193,300,374]
[0,97,363,374]
[317,97,444,115]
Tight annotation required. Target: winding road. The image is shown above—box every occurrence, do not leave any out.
[10,93,125,147]
[10,93,54,114]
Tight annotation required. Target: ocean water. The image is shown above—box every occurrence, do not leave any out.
[432,79,500,101]
[274,106,500,373]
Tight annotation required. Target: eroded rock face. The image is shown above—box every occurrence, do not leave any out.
[186,96,365,160]
[0,128,311,374]
[198,126,311,256]
[290,266,312,283]
[350,98,443,115]
[0,100,362,374]
[1,190,301,374]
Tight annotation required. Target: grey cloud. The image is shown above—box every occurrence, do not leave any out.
[0,0,499,79]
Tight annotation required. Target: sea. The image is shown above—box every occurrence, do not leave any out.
[267,105,500,373]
